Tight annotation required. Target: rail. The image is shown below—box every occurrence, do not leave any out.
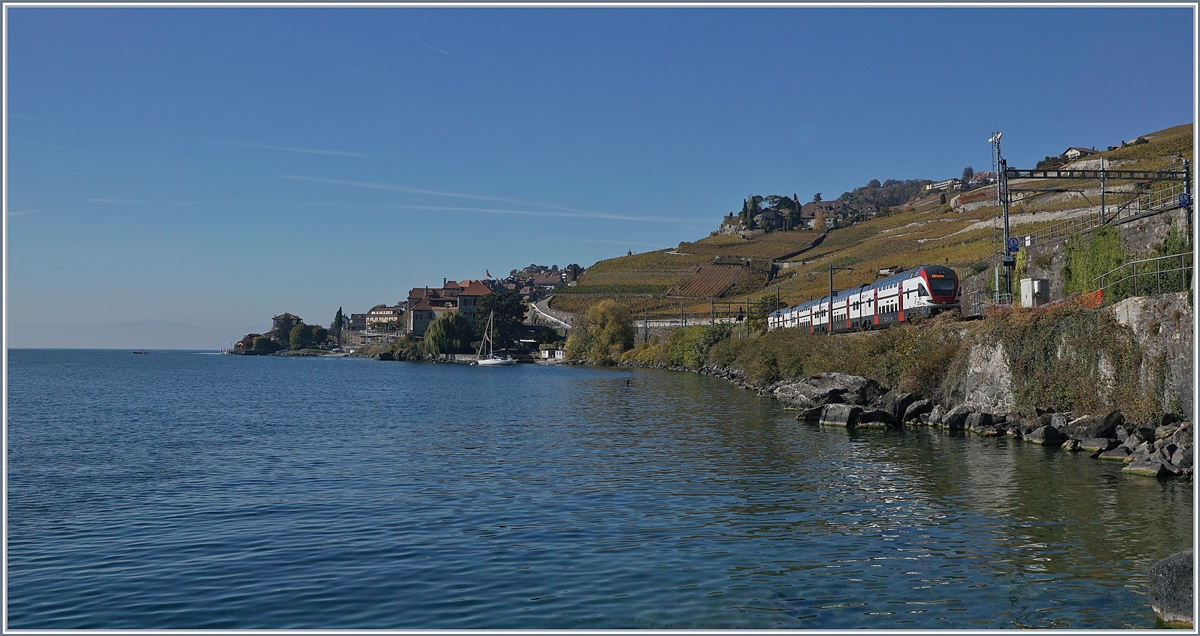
[969,290,1012,316]
[1093,251,1193,303]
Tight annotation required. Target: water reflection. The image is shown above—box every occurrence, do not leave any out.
[7,353,1192,629]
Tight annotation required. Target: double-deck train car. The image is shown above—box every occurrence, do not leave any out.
[767,265,960,333]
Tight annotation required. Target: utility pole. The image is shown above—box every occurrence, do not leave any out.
[1185,159,1193,247]
[828,264,854,335]
[1100,156,1107,224]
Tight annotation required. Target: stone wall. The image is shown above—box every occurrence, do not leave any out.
[946,292,1193,418]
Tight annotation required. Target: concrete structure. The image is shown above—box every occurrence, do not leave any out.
[1019,278,1050,307]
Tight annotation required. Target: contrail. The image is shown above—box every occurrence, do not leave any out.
[415,40,450,56]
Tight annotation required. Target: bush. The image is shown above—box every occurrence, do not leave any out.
[425,312,476,355]
[289,323,314,350]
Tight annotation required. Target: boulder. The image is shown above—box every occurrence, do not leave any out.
[1123,457,1181,478]
[819,403,862,428]
[1148,549,1194,627]
[1078,438,1119,453]
[1062,411,1124,441]
[1171,446,1193,471]
[1062,439,1082,452]
[926,404,944,426]
[965,412,995,433]
[1024,425,1068,447]
[1098,446,1133,461]
[1156,425,1180,441]
[902,399,933,424]
[942,405,974,430]
[1050,413,1071,429]
[880,391,918,423]
[795,406,825,422]
[857,409,895,428]
[1022,414,1052,435]
[772,373,885,410]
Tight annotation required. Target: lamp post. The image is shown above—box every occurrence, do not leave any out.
[828,264,854,334]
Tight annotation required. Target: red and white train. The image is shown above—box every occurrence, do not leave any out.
[767,265,961,333]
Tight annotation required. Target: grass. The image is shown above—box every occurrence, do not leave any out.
[559,124,1192,320]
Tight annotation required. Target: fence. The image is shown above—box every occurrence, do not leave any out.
[1093,251,1193,305]
[1021,181,1188,249]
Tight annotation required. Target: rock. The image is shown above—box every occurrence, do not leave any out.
[879,391,917,423]
[1022,414,1052,435]
[927,404,944,426]
[1025,425,1068,447]
[1172,446,1193,471]
[946,342,1015,414]
[965,412,995,433]
[1122,432,1148,451]
[772,373,885,410]
[1124,457,1181,478]
[795,406,825,422]
[942,405,974,430]
[1050,413,1071,429]
[1098,446,1133,461]
[1115,425,1130,443]
[1064,439,1083,452]
[1162,412,1184,427]
[1148,549,1194,627]
[857,409,895,428]
[1062,411,1124,441]
[1172,423,1193,447]
[1156,425,1180,441]
[902,399,932,423]
[819,403,862,428]
[1079,437,1119,453]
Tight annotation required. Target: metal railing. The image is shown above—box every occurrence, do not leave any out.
[969,290,1012,316]
[1093,251,1193,304]
[1020,181,1188,250]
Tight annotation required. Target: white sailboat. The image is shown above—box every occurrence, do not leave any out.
[475,311,515,366]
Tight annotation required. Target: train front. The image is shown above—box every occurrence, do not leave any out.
[915,265,960,316]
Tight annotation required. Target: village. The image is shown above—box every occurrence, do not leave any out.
[229,263,584,358]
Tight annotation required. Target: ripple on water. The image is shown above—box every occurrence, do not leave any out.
[7,351,1191,628]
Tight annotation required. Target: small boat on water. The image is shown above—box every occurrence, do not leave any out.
[475,311,514,366]
[132,350,148,354]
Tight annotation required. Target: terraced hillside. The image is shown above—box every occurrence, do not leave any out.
[550,123,1193,321]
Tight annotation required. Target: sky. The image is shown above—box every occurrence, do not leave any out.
[4,4,1195,348]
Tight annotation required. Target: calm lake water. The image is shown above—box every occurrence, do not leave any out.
[7,349,1193,629]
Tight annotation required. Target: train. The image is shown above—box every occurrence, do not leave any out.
[767,265,961,333]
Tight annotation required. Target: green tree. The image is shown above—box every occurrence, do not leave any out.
[252,335,278,351]
[962,166,974,182]
[424,311,475,355]
[813,192,822,203]
[289,323,314,349]
[473,289,527,348]
[310,325,328,344]
[565,299,634,364]
[331,307,344,331]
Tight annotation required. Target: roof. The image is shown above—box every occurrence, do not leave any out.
[273,313,300,320]
[457,280,493,296]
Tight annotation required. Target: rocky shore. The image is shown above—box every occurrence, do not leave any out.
[699,366,1193,481]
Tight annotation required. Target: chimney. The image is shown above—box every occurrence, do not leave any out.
[443,278,447,287]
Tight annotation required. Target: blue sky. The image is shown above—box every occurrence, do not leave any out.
[5,5,1195,347]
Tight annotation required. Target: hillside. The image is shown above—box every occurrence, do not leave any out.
[550,123,1193,320]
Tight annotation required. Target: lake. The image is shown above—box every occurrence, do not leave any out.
[7,349,1192,628]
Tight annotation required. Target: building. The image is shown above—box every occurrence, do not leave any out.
[456,279,493,322]
[753,210,785,231]
[365,305,403,330]
[1063,147,1096,161]
[924,179,961,193]
[272,313,302,332]
[348,313,367,330]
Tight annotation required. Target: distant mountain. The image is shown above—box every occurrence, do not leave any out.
[8,320,258,350]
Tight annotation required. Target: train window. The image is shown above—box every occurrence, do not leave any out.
[929,277,956,294]
[917,284,928,297]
